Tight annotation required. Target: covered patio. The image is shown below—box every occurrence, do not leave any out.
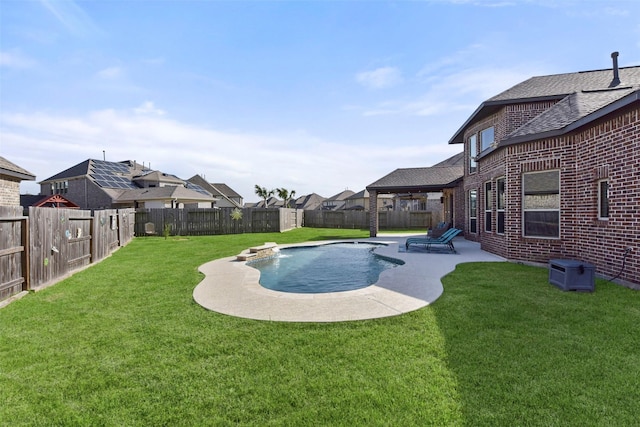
[366,153,464,237]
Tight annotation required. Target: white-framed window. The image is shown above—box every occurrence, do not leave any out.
[469,134,477,174]
[523,170,560,238]
[480,127,494,151]
[497,177,506,234]
[484,181,492,232]
[598,179,609,219]
[469,189,477,233]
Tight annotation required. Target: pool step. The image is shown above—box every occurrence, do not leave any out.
[236,242,278,262]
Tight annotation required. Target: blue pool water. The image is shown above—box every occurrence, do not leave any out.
[248,242,403,294]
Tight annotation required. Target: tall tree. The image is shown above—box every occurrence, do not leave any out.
[277,188,296,208]
[255,185,274,207]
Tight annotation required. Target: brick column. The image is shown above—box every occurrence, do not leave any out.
[369,189,378,237]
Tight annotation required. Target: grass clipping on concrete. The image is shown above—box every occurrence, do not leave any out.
[1,228,638,426]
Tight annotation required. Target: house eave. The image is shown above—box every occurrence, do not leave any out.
[366,178,462,194]
[1,170,36,181]
[448,95,567,145]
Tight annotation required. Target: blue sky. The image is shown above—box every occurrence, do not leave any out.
[1,0,639,202]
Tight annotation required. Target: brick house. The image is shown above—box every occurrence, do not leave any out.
[0,156,35,206]
[449,53,639,286]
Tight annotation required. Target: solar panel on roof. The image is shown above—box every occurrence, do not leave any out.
[186,182,212,196]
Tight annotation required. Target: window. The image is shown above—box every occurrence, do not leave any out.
[497,177,506,234]
[523,170,560,238]
[480,127,494,151]
[484,181,492,232]
[598,179,609,219]
[469,189,477,233]
[469,135,477,174]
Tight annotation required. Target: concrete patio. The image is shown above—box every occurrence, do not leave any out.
[193,235,505,322]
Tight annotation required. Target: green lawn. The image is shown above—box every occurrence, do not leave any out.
[1,228,638,426]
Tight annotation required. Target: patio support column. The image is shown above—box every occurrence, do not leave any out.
[369,189,378,237]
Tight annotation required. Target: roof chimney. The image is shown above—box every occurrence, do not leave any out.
[610,51,620,87]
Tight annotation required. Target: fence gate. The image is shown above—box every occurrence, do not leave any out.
[0,206,29,300]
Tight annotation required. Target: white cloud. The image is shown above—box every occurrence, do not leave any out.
[1,108,459,201]
[356,67,403,89]
[39,0,102,37]
[96,66,123,80]
[0,50,36,68]
[134,101,166,116]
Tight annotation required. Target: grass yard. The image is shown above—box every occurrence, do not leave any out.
[1,228,639,426]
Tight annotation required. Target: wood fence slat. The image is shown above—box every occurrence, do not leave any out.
[0,246,24,257]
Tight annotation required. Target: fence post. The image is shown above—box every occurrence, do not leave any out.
[22,217,30,291]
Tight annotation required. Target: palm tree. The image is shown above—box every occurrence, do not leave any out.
[277,188,296,208]
[255,185,274,207]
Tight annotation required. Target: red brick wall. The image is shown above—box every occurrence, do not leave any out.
[462,102,639,286]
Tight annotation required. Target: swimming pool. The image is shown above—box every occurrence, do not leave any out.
[248,242,404,294]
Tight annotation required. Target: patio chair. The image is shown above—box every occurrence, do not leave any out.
[406,227,459,250]
[422,228,462,253]
[428,221,450,238]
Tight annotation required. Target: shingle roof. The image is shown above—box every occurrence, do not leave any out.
[133,170,184,184]
[211,183,241,198]
[0,156,36,180]
[489,66,640,102]
[325,190,355,201]
[294,193,325,210]
[114,186,215,203]
[367,165,463,192]
[507,87,638,140]
[450,64,640,145]
[41,159,91,182]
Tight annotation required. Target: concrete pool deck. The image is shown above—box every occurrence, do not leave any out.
[193,235,506,322]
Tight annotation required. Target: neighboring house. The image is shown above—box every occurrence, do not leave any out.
[449,53,639,286]
[293,193,325,210]
[367,152,465,230]
[187,175,243,208]
[321,190,355,211]
[343,189,394,211]
[0,156,36,206]
[251,196,281,208]
[39,159,215,210]
[114,186,215,209]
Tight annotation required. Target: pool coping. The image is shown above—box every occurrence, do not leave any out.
[192,235,505,322]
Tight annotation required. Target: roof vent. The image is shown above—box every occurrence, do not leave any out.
[610,51,620,87]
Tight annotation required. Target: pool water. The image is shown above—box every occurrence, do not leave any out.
[248,242,403,294]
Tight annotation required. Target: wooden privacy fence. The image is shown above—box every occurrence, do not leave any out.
[0,206,135,302]
[0,206,28,301]
[303,210,433,230]
[135,208,432,236]
[134,208,302,236]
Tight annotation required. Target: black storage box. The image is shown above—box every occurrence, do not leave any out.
[548,259,595,291]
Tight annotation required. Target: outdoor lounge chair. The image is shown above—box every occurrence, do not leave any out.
[423,228,462,253]
[405,227,460,251]
[428,221,450,238]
